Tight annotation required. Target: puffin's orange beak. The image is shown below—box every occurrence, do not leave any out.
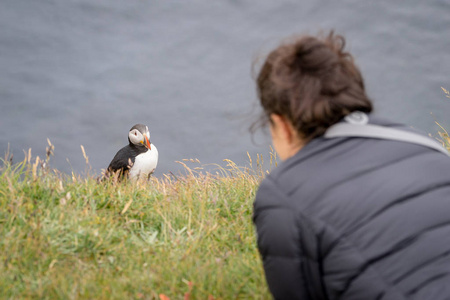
[144,136,151,150]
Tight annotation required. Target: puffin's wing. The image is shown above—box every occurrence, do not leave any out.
[107,146,136,176]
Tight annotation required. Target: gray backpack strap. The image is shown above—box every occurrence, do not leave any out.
[325,112,449,156]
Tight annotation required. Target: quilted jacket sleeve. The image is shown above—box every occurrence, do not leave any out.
[253,178,310,300]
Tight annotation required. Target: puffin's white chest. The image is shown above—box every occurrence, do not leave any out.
[129,145,158,179]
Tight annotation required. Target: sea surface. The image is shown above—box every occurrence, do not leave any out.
[1,1,450,176]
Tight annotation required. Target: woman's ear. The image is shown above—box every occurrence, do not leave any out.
[270,114,296,143]
[270,114,303,160]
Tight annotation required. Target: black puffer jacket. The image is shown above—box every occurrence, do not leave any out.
[253,117,450,299]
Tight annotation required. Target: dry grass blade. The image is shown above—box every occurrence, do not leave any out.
[80,145,89,165]
[120,198,134,215]
[441,86,450,98]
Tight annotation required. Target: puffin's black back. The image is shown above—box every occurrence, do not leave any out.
[107,137,148,178]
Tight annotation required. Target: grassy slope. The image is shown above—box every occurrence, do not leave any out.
[0,152,274,299]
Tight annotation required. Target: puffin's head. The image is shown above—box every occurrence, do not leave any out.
[128,124,151,149]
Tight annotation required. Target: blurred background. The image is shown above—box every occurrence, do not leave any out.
[1,0,450,177]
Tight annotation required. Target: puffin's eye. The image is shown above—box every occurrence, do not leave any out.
[134,131,137,136]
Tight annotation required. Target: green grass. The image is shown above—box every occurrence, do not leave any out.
[0,147,275,299]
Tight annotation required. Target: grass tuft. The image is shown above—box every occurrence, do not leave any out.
[0,144,277,299]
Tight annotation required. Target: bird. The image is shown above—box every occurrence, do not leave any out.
[105,124,158,180]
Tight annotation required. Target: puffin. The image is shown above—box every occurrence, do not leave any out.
[106,124,158,180]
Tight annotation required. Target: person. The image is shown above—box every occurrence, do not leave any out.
[252,31,450,299]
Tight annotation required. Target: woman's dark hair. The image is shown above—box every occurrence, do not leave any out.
[255,31,373,141]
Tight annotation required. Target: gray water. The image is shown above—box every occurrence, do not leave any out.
[1,1,450,176]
